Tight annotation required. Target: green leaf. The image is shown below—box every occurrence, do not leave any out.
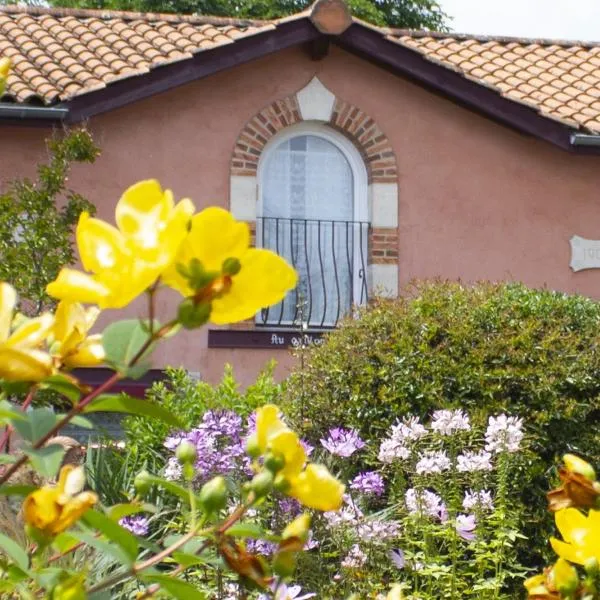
[12,408,58,443]
[65,415,94,429]
[41,374,81,404]
[23,444,65,479]
[0,455,16,465]
[0,484,35,496]
[0,400,25,423]
[107,503,155,522]
[70,531,133,566]
[225,522,265,539]
[82,509,139,562]
[145,476,193,505]
[83,394,182,428]
[102,320,157,378]
[142,575,206,599]
[171,551,212,568]
[0,533,29,571]
[52,532,80,555]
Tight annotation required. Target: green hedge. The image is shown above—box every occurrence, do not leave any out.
[282,281,600,563]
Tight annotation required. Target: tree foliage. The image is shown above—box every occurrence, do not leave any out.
[47,0,447,29]
[0,129,99,315]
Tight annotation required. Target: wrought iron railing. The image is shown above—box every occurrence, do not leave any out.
[257,217,369,329]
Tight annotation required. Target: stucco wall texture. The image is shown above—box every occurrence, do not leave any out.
[3,45,600,385]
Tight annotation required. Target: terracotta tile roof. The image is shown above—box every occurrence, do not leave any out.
[2,3,600,135]
[388,30,600,133]
[0,5,274,104]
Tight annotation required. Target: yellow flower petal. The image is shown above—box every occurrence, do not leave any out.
[62,335,104,368]
[269,430,306,478]
[550,537,585,565]
[47,269,111,305]
[23,487,61,532]
[115,179,173,245]
[524,574,546,592]
[255,405,287,453]
[0,282,17,342]
[0,58,10,80]
[77,212,129,273]
[58,465,83,497]
[0,347,53,381]
[288,464,345,512]
[6,313,53,349]
[210,249,298,325]
[556,508,587,544]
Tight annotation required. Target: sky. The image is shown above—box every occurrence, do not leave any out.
[439,0,600,42]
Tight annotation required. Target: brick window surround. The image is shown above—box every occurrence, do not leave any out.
[229,76,399,298]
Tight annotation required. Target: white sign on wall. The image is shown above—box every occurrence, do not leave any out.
[570,235,600,272]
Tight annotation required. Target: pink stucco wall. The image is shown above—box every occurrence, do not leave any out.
[3,45,600,385]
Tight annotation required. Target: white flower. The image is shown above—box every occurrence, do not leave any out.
[405,488,447,521]
[341,544,367,568]
[164,456,182,481]
[456,450,493,472]
[357,519,400,542]
[431,409,471,435]
[378,439,411,464]
[462,489,494,511]
[415,450,451,474]
[485,414,524,453]
[391,416,428,442]
[323,495,363,528]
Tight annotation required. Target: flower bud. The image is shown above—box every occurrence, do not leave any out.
[282,514,311,543]
[199,476,228,513]
[251,470,274,498]
[246,433,261,458]
[564,454,596,481]
[176,441,197,465]
[552,558,579,596]
[585,556,599,576]
[177,298,212,329]
[272,550,296,577]
[274,473,290,493]
[134,470,152,497]
[264,452,286,474]
[222,257,242,276]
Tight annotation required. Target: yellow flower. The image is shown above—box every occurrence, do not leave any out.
[162,207,297,324]
[0,282,54,381]
[52,300,104,368]
[524,573,559,599]
[0,57,9,96]
[255,404,288,453]
[268,430,306,478]
[282,513,311,543]
[550,507,600,565]
[550,558,578,595]
[47,180,194,309]
[288,464,345,511]
[23,465,97,536]
[563,454,596,481]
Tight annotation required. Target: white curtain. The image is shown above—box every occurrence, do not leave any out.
[260,135,355,327]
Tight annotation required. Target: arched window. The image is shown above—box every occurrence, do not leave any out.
[257,123,368,328]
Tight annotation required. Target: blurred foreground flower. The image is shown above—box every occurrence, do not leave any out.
[550,507,600,565]
[23,465,97,536]
[0,282,54,381]
[251,405,344,511]
[0,57,9,96]
[51,300,104,368]
[163,207,297,324]
[48,180,194,308]
[548,454,600,512]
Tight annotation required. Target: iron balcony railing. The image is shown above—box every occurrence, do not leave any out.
[257,217,369,329]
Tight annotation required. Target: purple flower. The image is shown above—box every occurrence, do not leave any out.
[301,439,314,456]
[278,497,302,516]
[246,538,277,556]
[320,428,365,457]
[163,410,251,485]
[119,515,149,536]
[389,548,405,569]
[350,471,385,496]
[456,514,477,541]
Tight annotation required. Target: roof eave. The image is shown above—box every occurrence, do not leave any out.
[336,24,600,155]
